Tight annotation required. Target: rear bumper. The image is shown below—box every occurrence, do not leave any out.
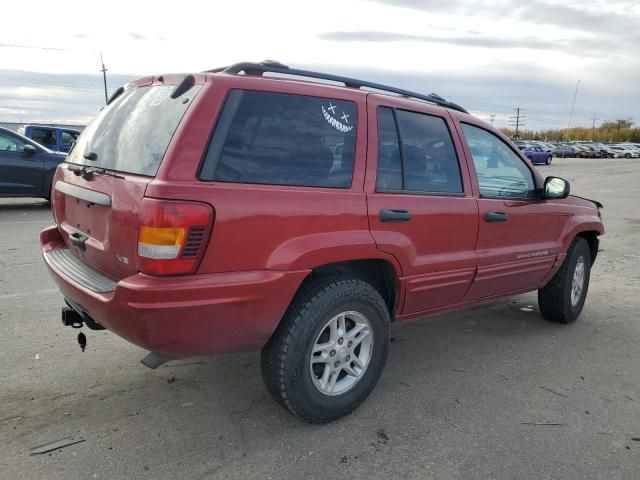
[41,225,309,356]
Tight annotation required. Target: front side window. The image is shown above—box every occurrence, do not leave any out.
[0,132,26,152]
[200,90,357,188]
[375,107,463,194]
[461,123,535,199]
[30,128,53,145]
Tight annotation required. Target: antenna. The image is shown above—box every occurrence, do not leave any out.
[100,53,109,105]
[567,79,581,133]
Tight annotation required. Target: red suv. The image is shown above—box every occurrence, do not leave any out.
[41,61,604,423]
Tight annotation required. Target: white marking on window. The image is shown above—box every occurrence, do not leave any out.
[321,105,354,133]
[341,112,350,124]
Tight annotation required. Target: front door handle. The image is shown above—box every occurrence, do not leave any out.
[485,211,508,223]
[379,209,412,223]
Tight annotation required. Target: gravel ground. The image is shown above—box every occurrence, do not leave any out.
[1,157,639,479]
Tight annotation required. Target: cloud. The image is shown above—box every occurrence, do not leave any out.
[128,32,147,41]
[0,70,137,124]
[317,30,623,57]
[294,61,640,130]
[368,0,639,41]
[319,31,561,52]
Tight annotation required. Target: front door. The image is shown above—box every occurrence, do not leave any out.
[366,97,479,315]
[0,131,44,195]
[457,122,559,300]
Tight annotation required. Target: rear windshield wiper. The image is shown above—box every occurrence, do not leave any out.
[66,164,124,180]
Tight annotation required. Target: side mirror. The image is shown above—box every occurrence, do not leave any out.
[23,144,37,155]
[543,176,570,199]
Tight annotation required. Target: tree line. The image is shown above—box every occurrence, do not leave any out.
[499,120,639,142]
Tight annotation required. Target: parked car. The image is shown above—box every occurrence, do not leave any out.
[575,144,604,158]
[519,145,553,165]
[608,145,637,158]
[0,126,66,199]
[18,125,81,153]
[41,61,604,423]
[555,144,581,158]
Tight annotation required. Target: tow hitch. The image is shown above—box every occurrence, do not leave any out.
[61,305,105,330]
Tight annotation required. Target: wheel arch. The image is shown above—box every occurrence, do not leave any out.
[575,230,600,265]
[292,258,401,320]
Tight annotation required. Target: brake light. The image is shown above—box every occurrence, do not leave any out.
[137,198,213,275]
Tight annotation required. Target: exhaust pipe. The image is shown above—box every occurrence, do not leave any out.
[141,352,177,369]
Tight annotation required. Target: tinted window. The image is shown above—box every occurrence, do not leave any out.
[31,128,54,145]
[200,90,357,188]
[376,107,402,190]
[66,84,202,176]
[461,123,535,199]
[0,131,26,152]
[61,131,76,146]
[375,107,463,194]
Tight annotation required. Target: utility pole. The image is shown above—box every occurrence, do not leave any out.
[590,113,598,140]
[508,107,526,138]
[100,53,108,104]
[489,113,496,125]
[566,79,581,139]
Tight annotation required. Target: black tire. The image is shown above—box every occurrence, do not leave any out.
[545,156,551,165]
[625,153,631,159]
[538,237,591,324]
[261,276,390,423]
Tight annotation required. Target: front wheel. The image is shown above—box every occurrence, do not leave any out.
[261,276,390,423]
[545,155,552,165]
[538,237,592,323]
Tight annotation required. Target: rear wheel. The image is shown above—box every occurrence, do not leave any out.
[545,155,552,165]
[261,276,390,423]
[538,237,591,324]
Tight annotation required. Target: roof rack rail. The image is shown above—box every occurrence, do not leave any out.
[205,61,468,114]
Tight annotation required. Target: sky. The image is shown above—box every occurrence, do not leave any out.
[1,0,638,130]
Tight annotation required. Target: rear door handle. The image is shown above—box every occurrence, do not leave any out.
[379,209,412,223]
[484,211,508,223]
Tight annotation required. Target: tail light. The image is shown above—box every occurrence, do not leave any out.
[137,198,213,275]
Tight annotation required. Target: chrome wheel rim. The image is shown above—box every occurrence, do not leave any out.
[571,256,585,307]
[309,311,374,396]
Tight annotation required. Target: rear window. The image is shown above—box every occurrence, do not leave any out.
[66,84,201,176]
[199,90,357,188]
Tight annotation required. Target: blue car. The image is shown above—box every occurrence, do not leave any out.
[0,127,67,200]
[519,145,553,165]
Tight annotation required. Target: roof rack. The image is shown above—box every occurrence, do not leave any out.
[205,61,468,114]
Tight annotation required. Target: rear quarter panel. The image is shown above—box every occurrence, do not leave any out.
[147,76,400,275]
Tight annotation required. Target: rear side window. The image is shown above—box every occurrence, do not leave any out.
[200,90,357,188]
[376,107,463,194]
[66,84,202,176]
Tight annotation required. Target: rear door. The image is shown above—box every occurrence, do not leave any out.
[51,80,204,279]
[366,96,479,314]
[456,121,559,300]
[0,130,44,195]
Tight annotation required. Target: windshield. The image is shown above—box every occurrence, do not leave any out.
[66,84,201,176]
